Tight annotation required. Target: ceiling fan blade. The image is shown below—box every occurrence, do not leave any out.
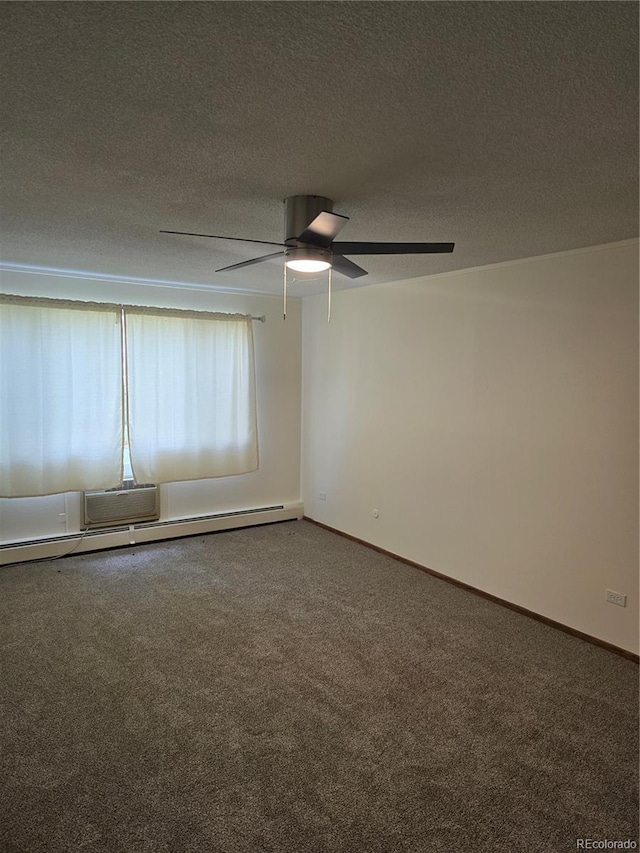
[297,212,350,247]
[215,251,285,273]
[161,230,286,248]
[332,241,455,255]
[330,254,368,279]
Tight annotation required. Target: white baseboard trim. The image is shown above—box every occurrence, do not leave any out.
[0,502,304,565]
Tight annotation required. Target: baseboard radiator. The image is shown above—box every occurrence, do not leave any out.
[0,501,304,565]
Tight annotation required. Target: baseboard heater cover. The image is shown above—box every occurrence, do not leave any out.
[0,502,304,564]
[138,504,286,529]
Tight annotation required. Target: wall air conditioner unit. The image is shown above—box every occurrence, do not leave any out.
[83,483,160,528]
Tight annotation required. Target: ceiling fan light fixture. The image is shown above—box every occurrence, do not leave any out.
[285,246,331,274]
[286,258,331,273]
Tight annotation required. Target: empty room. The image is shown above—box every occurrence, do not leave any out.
[1,3,638,852]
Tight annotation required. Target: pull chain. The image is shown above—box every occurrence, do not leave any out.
[283,259,287,320]
[327,265,332,323]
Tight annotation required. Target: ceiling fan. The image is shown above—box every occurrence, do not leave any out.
[161,195,454,318]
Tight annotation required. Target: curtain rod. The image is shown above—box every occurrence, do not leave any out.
[1,294,267,323]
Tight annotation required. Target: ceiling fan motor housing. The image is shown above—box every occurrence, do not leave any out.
[284,195,334,244]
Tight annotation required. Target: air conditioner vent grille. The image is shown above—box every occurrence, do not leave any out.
[83,486,159,527]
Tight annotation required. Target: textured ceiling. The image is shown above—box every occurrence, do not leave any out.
[1,1,638,296]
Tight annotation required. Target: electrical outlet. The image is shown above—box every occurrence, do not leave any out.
[318,491,326,501]
[606,589,627,608]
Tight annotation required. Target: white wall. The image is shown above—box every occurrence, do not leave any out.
[302,241,639,654]
[0,270,302,542]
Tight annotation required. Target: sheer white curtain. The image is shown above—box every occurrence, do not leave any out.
[0,295,123,497]
[124,307,258,485]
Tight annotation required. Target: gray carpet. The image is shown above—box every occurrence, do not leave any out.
[1,520,637,853]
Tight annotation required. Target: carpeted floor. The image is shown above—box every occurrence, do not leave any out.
[1,519,638,852]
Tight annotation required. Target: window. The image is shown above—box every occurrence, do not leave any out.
[0,295,258,498]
